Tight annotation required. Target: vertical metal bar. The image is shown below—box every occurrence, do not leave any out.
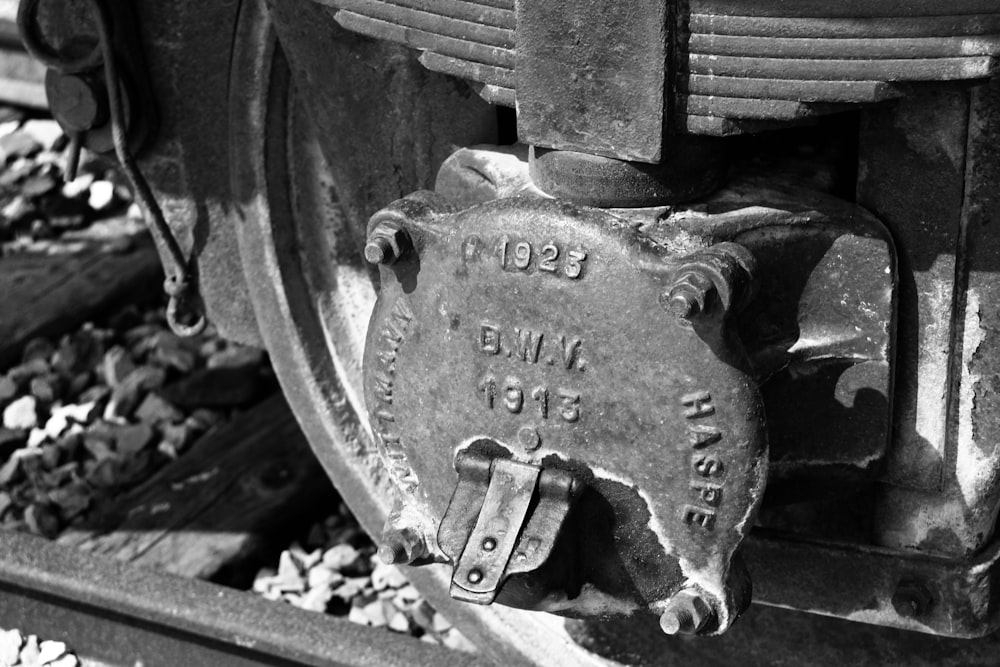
[861,82,1000,556]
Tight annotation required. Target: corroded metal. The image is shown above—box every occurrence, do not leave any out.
[659,588,715,636]
[363,185,769,633]
[360,142,904,635]
[860,78,1000,558]
[67,0,1000,654]
[323,0,1000,158]
[438,453,583,608]
[225,5,609,664]
[528,145,729,207]
[742,529,1000,638]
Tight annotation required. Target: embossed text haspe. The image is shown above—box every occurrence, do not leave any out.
[679,390,725,531]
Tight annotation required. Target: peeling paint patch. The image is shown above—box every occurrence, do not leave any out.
[957,289,990,504]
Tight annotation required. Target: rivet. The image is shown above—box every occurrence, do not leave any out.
[891,579,933,619]
[467,569,484,584]
[517,425,541,451]
[482,537,497,551]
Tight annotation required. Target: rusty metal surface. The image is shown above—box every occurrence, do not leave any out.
[436,456,583,611]
[75,0,1000,654]
[325,0,515,106]
[435,146,896,503]
[652,176,897,500]
[859,80,1000,557]
[435,144,897,499]
[322,0,1000,155]
[362,189,770,633]
[94,0,260,345]
[442,455,552,605]
[859,90,968,500]
[566,597,1000,667]
[514,0,669,161]
[528,145,729,207]
[744,530,1000,638]
[229,3,612,664]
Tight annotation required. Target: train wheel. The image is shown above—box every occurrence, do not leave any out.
[225,2,607,664]
[211,2,1000,665]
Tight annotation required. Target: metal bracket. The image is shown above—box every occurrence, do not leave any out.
[745,529,1000,638]
[438,452,581,606]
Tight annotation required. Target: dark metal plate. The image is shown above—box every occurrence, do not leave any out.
[364,196,768,630]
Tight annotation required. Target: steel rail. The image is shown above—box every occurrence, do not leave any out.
[0,531,493,667]
[0,18,46,109]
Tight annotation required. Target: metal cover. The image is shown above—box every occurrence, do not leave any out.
[363,197,768,630]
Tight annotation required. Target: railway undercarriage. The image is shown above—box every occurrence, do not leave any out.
[15,0,1000,664]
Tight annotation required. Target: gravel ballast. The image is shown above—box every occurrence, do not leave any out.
[0,106,476,658]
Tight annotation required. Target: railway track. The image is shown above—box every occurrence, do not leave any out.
[0,530,489,667]
[0,95,481,664]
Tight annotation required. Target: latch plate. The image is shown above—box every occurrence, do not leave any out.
[449,457,540,604]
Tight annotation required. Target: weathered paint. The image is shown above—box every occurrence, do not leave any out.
[865,79,1000,556]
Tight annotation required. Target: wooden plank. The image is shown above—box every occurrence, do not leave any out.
[57,393,337,580]
[0,236,162,369]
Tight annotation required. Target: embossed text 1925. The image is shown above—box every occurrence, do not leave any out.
[497,235,587,279]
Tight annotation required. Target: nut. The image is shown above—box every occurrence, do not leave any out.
[658,589,715,635]
[662,270,716,320]
[891,579,933,619]
[364,225,411,265]
[377,526,428,565]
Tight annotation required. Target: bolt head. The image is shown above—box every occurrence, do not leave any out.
[377,543,406,565]
[663,270,716,321]
[659,589,714,636]
[378,527,427,565]
[45,71,108,133]
[364,237,393,264]
[659,607,694,635]
[665,287,700,319]
[891,580,932,619]
[365,225,410,265]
